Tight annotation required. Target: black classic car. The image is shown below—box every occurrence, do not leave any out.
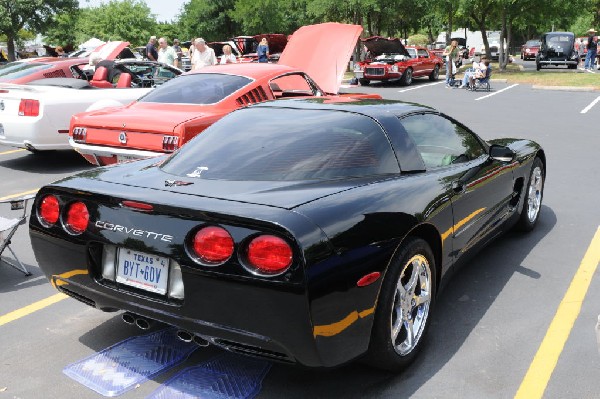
[536,31,579,70]
[30,98,545,370]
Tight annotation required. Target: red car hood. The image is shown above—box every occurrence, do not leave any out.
[89,41,131,61]
[278,23,362,95]
[77,103,215,132]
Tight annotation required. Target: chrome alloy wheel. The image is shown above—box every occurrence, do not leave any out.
[527,166,543,223]
[391,254,432,356]
[404,68,413,85]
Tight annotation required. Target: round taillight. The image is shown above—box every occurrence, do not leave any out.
[65,202,89,234]
[246,235,292,275]
[39,195,59,226]
[192,226,234,265]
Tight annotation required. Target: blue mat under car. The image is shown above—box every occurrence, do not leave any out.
[146,352,272,399]
[63,327,198,397]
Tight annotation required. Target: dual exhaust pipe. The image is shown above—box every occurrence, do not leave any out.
[121,312,209,346]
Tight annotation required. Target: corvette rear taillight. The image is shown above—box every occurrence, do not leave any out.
[39,195,60,226]
[18,99,40,117]
[64,202,89,234]
[72,127,87,142]
[191,226,234,265]
[246,235,292,275]
[162,135,179,152]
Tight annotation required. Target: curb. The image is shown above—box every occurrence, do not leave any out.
[531,85,600,92]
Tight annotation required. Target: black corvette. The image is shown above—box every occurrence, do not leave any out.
[30,98,545,370]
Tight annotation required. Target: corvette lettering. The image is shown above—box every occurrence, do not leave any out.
[95,221,173,242]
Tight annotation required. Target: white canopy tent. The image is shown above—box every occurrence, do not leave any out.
[78,38,105,51]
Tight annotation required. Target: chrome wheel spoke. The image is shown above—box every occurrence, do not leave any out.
[406,260,420,296]
[403,319,415,349]
[415,290,431,307]
[392,317,403,341]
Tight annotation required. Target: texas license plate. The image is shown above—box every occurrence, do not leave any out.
[116,248,169,294]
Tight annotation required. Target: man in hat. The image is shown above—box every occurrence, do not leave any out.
[172,38,183,65]
[584,28,597,71]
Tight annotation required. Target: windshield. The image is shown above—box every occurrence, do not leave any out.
[0,62,52,80]
[544,34,574,48]
[161,107,400,181]
[138,73,252,104]
[526,40,541,47]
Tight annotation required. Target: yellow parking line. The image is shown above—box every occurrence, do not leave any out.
[515,226,600,399]
[0,293,67,327]
[0,188,39,201]
[0,149,26,156]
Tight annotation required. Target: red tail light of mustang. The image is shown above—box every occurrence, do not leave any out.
[18,99,40,117]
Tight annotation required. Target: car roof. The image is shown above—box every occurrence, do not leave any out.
[252,97,433,117]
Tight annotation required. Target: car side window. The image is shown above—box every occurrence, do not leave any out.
[400,114,485,169]
[417,49,429,58]
[269,73,315,98]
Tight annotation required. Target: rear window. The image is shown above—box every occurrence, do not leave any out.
[161,107,400,181]
[138,73,252,104]
[0,62,53,80]
[526,40,540,47]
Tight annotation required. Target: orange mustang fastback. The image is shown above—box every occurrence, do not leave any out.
[69,23,381,166]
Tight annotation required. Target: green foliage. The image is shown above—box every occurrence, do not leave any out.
[230,0,310,35]
[178,0,238,42]
[408,33,429,46]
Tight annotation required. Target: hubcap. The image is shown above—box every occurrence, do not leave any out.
[390,254,431,356]
[405,69,412,84]
[527,166,543,223]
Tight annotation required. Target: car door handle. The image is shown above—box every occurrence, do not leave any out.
[452,181,465,193]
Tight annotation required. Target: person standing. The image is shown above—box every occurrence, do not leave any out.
[172,39,183,66]
[146,36,158,61]
[157,37,178,68]
[191,38,217,70]
[256,38,269,63]
[584,29,597,71]
[576,38,586,69]
[442,40,459,87]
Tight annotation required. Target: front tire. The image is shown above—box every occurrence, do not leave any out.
[366,238,436,371]
[359,78,370,86]
[401,67,413,86]
[516,157,544,231]
[429,65,440,81]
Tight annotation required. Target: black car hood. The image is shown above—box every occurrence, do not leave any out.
[362,36,410,57]
[73,157,374,210]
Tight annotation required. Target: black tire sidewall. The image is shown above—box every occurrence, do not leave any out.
[365,237,436,371]
[517,157,544,231]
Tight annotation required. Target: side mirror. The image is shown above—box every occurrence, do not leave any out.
[489,144,515,162]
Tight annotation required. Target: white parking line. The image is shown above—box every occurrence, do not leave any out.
[580,96,600,114]
[474,84,519,101]
[398,81,445,93]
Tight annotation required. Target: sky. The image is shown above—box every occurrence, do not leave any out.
[79,0,189,22]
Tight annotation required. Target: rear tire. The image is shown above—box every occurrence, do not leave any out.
[365,238,436,371]
[359,78,370,86]
[536,61,541,71]
[516,157,544,232]
[429,65,439,81]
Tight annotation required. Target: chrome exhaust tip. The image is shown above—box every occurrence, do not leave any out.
[193,335,210,347]
[122,312,136,325]
[176,330,194,343]
[135,317,152,330]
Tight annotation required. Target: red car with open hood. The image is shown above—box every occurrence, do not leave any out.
[70,23,381,166]
[354,37,443,86]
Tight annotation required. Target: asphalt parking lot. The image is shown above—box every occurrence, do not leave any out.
[1,77,600,398]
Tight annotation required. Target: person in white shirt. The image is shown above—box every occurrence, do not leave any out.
[192,38,217,70]
[219,44,237,64]
[157,37,178,68]
[458,55,487,88]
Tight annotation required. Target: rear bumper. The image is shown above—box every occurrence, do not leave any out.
[0,120,70,151]
[70,138,164,165]
[538,59,578,65]
[31,229,326,366]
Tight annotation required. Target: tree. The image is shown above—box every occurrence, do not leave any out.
[231,0,309,35]
[0,0,78,61]
[178,0,238,42]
